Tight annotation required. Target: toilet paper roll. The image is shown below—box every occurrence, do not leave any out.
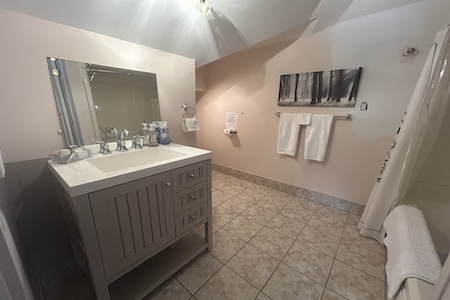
[224,129,237,136]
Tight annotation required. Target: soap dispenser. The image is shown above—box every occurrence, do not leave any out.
[148,126,159,147]
[141,123,150,146]
[159,121,170,145]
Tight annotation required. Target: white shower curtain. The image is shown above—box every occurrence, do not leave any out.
[359,28,450,242]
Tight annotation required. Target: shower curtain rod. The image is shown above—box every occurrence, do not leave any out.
[275,112,351,120]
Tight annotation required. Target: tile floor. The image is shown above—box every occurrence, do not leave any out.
[145,171,387,300]
[48,171,386,300]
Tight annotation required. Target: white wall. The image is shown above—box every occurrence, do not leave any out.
[196,1,450,205]
[0,8,196,164]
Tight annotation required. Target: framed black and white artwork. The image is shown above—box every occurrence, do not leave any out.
[278,67,363,107]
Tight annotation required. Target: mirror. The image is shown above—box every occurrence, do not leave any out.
[47,58,161,146]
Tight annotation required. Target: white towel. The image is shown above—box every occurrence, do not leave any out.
[384,205,442,300]
[182,117,199,132]
[304,114,333,161]
[277,113,311,156]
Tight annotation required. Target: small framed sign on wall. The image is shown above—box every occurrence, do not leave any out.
[278,67,363,107]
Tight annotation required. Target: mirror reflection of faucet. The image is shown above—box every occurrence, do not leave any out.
[109,128,129,152]
[119,129,129,152]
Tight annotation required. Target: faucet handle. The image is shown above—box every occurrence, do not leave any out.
[120,129,129,140]
[93,140,111,154]
[110,128,119,140]
[131,135,143,149]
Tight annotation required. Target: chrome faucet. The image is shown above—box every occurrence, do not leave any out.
[131,135,144,149]
[118,129,129,152]
[110,128,121,151]
[93,140,111,155]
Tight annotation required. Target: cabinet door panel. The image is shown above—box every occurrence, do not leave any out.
[90,172,175,280]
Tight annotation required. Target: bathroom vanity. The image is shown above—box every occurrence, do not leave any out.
[48,144,212,300]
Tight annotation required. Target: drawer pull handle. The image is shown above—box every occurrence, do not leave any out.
[189,215,197,221]
[165,182,172,187]
[189,195,196,200]
[189,173,195,179]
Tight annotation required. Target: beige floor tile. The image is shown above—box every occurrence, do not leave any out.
[143,277,190,300]
[296,226,340,257]
[283,241,334,284]
[226,244,279,289]
[343,215,386,255]
[228,177,254,188]
[223,215,263,242]
[240,185,272,200]
[194,266,259,300]
[336,239,386,281]
[263,263,324,300]
[174,253,223,294]
[209,229,246,263]
[257,196,290,213]
[266,214,306,239]
[231,191,262,205]
[263,190,294,203]
[321,288,348,300]
[255,292,272,300]
[212,190,234,205]
[289,197,320,211]
[327,261,385,300]
[220,196,255,214]
[279,202,316,223]
[307,206,348,237]
[249,227,294,260]
[212,179,227,190]
[212,206,239,227]
[217,183,247,196]
[241,204,278,225]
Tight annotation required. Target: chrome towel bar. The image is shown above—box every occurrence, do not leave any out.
[275,112,351,120]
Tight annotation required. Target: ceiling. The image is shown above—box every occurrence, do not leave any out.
[0,0,422,66]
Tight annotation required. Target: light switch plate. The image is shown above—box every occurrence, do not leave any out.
[360,102,368,111]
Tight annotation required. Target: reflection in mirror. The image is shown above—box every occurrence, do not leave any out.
[47,58,161,146]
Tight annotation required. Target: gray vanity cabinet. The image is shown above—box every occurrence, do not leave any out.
[54,159,212,300]
[89,171,175,280]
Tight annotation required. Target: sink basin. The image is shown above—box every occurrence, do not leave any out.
[88,147,186,172]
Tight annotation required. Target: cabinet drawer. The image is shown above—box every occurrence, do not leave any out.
[173,182,208,216]
[175,201,208,236]
[171,161,207,193]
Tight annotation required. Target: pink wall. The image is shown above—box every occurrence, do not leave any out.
[196,1,450,205]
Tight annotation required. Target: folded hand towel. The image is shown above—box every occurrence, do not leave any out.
[304,114,333,161]
[182,117,199,132]
[277,113,311,156]
[384,205,442,300]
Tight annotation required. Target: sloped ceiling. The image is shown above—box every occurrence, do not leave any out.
[0,0,422,66]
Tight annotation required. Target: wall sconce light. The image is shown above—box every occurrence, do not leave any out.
[402,47,419,57]
[199,0,211,13]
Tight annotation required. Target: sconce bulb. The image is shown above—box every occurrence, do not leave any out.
[199,0,211,13]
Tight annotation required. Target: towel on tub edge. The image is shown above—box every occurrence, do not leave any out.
[384,205,442,300]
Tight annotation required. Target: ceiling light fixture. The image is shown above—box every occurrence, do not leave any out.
[198,0,211,13]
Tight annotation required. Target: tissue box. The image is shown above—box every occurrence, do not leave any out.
[49,148,93,164]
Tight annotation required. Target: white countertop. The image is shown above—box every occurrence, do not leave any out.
[48,143,212,198]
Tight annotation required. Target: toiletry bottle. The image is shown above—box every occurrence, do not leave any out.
[141,123,150,146]
[159,121,170,145]
[148,127,159,147]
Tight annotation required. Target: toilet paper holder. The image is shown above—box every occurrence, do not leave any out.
[224,129,237,136]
